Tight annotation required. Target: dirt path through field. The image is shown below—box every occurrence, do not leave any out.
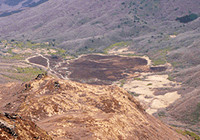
[25,53,180,115]
[26,54,68,80]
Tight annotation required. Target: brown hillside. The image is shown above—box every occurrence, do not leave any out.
[0,75,188,139]
[0,112,52,140]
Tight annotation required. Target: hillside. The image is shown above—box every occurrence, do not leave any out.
[0,75,189,139]
[0,0,48,17]
[0,112,52,139]
[0,0,200,137]
[0,0,199,53]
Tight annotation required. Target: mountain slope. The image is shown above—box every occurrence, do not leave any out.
[0,0,48,17]
[0,75,188,139]
[0,0,199,53]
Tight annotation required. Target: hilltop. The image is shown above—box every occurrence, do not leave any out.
[0,75,189,139]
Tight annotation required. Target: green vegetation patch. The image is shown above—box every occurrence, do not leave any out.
[152,58,166,65]
[104,41,131,54]
[167,74,174,81]
[48,48,69,59]
[152,47,171,65]
[16,67,45,74]
[158,111,166,117]
[3,54,25,60]
[176,129,200,140]
[147,83,152,86]
[2,67,46,82]
[171,62,179,67]
[134,77,142,80]
[119,79,126,87]
[128,91,140,97]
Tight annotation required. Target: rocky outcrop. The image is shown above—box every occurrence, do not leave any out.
[0,112,52,140]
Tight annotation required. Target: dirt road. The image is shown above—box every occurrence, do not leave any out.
[26,53,68,80]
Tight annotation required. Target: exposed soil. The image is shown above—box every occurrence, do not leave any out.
[120,74,181,115]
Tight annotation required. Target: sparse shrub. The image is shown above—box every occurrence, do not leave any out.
[134,77,141,80]
[167,75,174,81]
[120,79,126,87]
[158,111,166,117]
[176,13,198,23]
[147,83,152,86]
[129,91,140,97]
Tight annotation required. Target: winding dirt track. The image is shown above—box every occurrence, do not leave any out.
[25,53,68,80]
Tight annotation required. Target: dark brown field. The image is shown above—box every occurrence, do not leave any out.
[46,55,63,68]
[58,54,166,84]
[26,54,167,85]
[28,56,48,67]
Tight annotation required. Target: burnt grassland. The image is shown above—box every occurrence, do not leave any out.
[62,54,166,85]
[28,56,48,67]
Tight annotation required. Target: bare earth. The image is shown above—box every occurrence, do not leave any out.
[120,74,181,114]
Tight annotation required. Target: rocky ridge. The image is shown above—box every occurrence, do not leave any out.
[0,75,189,139]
